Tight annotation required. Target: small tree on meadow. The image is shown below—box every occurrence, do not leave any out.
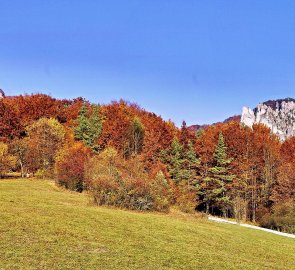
[9,138,28,177]
[55,142,91,192]
[26,118,65,176]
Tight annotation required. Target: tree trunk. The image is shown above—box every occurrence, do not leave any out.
[206,202,209,214]
[20,162,24,178]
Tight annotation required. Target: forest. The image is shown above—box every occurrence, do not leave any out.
[0,93,294,233]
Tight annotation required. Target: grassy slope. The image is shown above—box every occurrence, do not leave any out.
[0,180,294,270]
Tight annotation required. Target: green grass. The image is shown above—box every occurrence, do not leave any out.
[0,179,294,270]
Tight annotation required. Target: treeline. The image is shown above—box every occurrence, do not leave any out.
[0,93,294,233]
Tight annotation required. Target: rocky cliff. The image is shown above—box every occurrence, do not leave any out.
[0,89,5,99]
[241,98,295,140]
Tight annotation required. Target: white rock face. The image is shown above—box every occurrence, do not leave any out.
[241,98,295,140]
[241,106,255,127]
[0,89,5,99]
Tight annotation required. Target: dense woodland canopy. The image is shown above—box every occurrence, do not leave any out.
[0,93,294,233]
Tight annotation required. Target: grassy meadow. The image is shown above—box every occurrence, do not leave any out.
[0,179,294,270]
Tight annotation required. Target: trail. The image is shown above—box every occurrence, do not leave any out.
[208,216,295,239]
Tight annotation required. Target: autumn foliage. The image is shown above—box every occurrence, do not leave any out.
[55,142,91,192]
[0,93,294,232]
[85,148,172,212]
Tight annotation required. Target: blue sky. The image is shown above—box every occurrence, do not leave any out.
[0,1,294,126]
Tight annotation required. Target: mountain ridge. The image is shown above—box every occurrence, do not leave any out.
[189,98,295,140]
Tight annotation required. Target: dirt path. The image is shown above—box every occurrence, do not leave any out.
[208,216,295,239]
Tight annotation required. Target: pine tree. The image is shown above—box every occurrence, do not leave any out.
[183,141,200,188]
[198,132,234,216]
[74,103,89,141]
[163,138,199,186]
[74,104,102,152]
[169,138,184,182]
[159,138,185,183]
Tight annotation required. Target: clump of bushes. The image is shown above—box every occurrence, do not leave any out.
[35,168,53,179]
[259,200,295,234]
[85,147,172,212]
[174,183,197,213]
[54,144,197,213]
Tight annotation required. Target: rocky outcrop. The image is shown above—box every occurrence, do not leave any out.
[241,98,295,140]
[0,89,5,99]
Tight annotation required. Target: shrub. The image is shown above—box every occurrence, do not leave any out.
[150,172,172,212]
[55,142,91,192]
[85,148,172,212]
[35,168,52,179]
[173,182,197,213]
[175,192,196,213]
[259,200,295,234]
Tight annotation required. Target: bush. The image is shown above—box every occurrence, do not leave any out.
[85,148,172,212]
[175,189,196,213]
[150,171,172,212]
[35,168,53,179]
[55,142,91,192]
[259,201,295,234]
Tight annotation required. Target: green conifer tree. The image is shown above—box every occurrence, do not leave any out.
[162,139,200,192]
[74,104,102,152]
[183,141,200,188]
[168,138,184,183]
[199,132,234,216]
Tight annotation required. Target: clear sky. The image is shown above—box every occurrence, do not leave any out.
[0,1,294,126]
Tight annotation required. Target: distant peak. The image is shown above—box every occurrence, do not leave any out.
[261,98,295,110]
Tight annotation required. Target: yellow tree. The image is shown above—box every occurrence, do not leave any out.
[0,142,16,177]
[26,118,65,176]
[10,138,29,177]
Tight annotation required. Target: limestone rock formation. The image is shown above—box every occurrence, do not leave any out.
[241,98,295,140]
[0,89,5,99]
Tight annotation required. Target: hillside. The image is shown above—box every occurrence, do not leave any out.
[188,115,241,132]
[0,179,294,270]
